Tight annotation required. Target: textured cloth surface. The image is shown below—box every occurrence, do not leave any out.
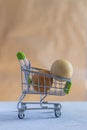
[0,102,87,130]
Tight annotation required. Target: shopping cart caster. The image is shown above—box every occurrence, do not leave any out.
[18,112,25,119]
[54,103,62,118]
[54,110,61,118]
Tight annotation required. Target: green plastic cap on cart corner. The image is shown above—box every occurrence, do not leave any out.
[64,81,72,94]
[16,52,26,60]
[28,77,32,84]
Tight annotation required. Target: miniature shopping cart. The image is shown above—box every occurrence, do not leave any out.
[17,52,72,119]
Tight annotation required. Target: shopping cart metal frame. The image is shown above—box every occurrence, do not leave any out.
[17,60,71,119]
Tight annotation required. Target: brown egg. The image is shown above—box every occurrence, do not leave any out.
[33,69,53,92]
[51,59,73,78]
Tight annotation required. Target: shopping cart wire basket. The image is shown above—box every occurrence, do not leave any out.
[16,52,72,119]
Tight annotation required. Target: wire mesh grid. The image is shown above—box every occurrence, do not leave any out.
[21,66,71,96]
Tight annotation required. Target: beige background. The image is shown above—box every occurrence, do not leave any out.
[0,0,87,101]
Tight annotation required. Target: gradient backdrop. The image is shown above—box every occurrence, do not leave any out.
[0,0,87,101]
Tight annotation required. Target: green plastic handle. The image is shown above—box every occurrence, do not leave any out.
[64,81,72,94]
[16,52,26,60]
[28,77,32,84]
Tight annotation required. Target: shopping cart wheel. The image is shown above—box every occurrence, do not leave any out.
[54,109,61,118]
[18,112,25,119]
[54,103,62,118]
